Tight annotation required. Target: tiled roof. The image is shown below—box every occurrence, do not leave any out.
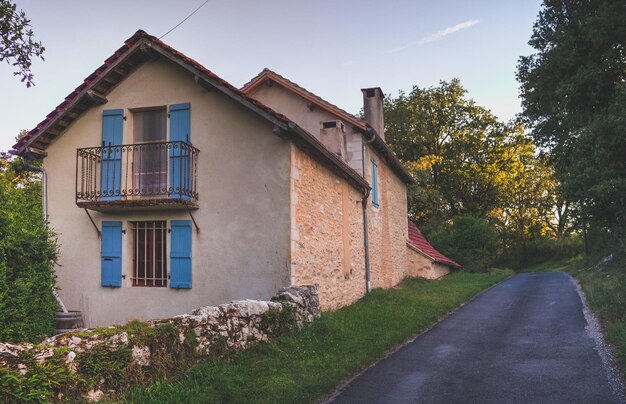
[12,30,369,192]
[242,68,368,130]
[241,69,415,185]
[407,222,462,269]
[14,30,288,152]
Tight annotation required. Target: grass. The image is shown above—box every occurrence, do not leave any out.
[520,254,626,381]
[569,256,626,376]
[518,256,582,273]
[120,271,507,403]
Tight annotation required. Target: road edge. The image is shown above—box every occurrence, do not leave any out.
[569,273,626,404]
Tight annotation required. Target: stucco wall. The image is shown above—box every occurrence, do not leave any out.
[43,59,291,327]
[250,82,411,304]
[247,84,364,175]
[289,145,367,310]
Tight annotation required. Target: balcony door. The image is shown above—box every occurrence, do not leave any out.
[133,109,167,197]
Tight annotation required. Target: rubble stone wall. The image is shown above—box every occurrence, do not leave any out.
[406,245,451,279]
[0,286,319,402]
[290,146,367,310]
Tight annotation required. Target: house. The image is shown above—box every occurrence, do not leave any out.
[406,222,461,279]
[13,30,458,328]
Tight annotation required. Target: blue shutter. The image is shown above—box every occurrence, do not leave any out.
[371,159,379,207]
[170,220,192,289]
[101,221,122,287]
[169,103,191,200]
[101,109,124,201]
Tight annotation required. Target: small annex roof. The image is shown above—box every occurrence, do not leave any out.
[12,30,369,193]
[241,68,414,185]
[407,222,462,269]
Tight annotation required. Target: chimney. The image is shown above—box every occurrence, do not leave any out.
[361,87,385,141]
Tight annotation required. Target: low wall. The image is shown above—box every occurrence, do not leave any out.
[406,244,451,280]
[0,286,319,402]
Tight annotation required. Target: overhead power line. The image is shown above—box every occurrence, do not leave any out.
[160,0,210,39]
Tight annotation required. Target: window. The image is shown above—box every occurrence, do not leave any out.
[371,159,379,208]
[131,221,167,287]
[100,219,193,289]
[133,109,167,195]
[321,120,345,131]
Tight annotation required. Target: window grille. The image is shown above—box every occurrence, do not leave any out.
[131,221,167,287]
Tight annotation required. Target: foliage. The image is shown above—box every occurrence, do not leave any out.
[123,272,508,403]
[385,79,534,224]
[517,0,626,239]
[0,0,45,87]
[0,153,58,342]
[261,301,296,335]
[1,347,77,403]
[384,79,575,268]
[429,215,497,272]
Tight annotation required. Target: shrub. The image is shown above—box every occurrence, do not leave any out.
[0,155,58,342]
[429,215,497,272]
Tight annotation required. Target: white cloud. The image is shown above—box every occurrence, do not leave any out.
[388,19,480,54]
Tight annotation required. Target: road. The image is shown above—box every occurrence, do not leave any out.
[330,272,624,404]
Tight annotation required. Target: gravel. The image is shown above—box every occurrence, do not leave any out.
[570,274,626,404]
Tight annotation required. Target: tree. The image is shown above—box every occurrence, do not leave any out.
[384,79,574,268]
[429,215,497,272]
[0,0,44,87]
[517,0,626,239]
[0,152,58,342]
[384,80,534,225]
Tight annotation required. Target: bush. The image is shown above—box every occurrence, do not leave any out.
[0,155,58,342]
[497,235,582,269]
[429,215,497,272]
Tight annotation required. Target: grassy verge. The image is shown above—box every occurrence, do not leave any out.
[569,257,626,377]
[120,272,507,403]
[521,256,626,381]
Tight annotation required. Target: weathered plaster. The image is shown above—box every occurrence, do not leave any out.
[44,59,291,327]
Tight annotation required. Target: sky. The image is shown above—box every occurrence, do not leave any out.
[0,0,543,152]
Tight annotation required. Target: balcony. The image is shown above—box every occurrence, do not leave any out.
[76,141,199,211]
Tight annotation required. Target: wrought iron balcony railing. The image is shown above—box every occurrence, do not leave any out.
[76,141,199,209]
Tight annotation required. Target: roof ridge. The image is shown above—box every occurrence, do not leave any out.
[407,221,462,268]
[241,68,369,129]
[13,29,370,193]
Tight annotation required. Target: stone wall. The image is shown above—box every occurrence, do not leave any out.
[406,244,451,279]
[366,147,410,289]
[290,145,367,310]
[0,286,319,402]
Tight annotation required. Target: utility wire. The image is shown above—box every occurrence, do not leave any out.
[160,0,210,39]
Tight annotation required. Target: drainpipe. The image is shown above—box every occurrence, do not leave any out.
[23,159,68,313]
[361,128,376,293]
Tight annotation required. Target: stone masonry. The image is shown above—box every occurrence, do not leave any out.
[290,145,367,310]
[0,285,319,402]
[365,146,410,289]
[406,244,451,279]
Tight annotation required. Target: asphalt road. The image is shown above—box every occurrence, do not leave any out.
[330,272,624,404]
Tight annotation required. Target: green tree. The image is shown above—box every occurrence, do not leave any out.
[384,79,534,225]
[384,79,574,267]
[517,0,626,239]
[429,215,497,272]
[0,0,45,87]
[0,152,58,342]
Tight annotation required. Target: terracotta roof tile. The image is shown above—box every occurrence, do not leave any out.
[13,30,294,152]
[242,68,369,130]
[241,69,415,185]
[13,30,369,193]
[407,222,462,269]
